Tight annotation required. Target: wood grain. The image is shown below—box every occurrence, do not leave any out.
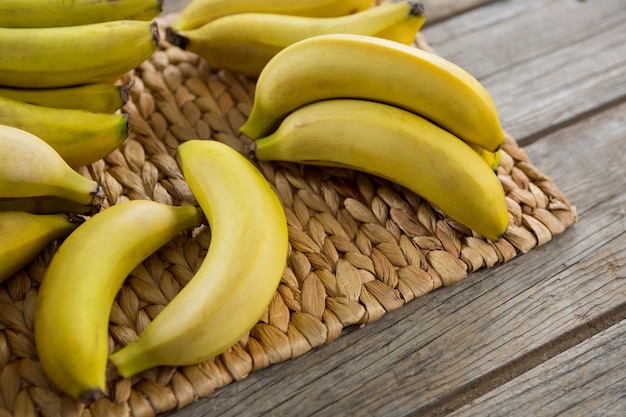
[449,319,626,417]
[421,0,626,143]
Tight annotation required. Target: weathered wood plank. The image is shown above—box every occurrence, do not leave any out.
[408,0,496,22]
[166,101,626,416]
[449,319,626,417]
[162,0,189,16]
[421,0,626,142]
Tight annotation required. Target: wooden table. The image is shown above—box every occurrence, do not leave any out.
[163,0,626,415]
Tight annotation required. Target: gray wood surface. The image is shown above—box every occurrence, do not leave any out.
[160,0,626,416]
[449,319,626,417]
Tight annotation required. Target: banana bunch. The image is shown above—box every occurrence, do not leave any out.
[33,140,289,401]
[0,1,162,167]
[0,2,163,283]
[166,1,426,78]
[244,34,510,242]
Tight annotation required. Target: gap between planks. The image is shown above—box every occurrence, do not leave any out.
[416,301,626,417]
[516,92,626,148]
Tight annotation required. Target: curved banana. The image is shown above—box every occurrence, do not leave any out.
[0,96,129,168]
[109,140,289,378]
[34,200,202,402]
[0,20,159,88]
[0,0,162,28]
[0,212,83,283]
[0,125,104,211]
[240,33,504,152]
[166,2,427,78]
[0,83,129,114]
[171,0,373,31]
[253,99,509,242]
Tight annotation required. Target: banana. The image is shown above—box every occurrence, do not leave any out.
[0,95,129,168]
[252,99,509,242]
[0,0,162,28]
[171,0,373,31]
[240,33,504,152]
[109,140,289,378]
[166,2,427,78]
[0,212,83,283]
[0,125,104,211]
[34,200,202,402]
[0,20,159,89]
[0,83,129,114]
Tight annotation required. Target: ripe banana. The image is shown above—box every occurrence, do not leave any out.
[0,83,129,114]
[253,99,509,242]
[166,2,427,78]
[0,212,83,283]
[34,200,202,402]
[240,33,504,152]
[0,0,162,28]
[171,0,373,31]
[0,20,159,89]
[0,96,129,168]
[0,125,104,211]
[109,140,289,378]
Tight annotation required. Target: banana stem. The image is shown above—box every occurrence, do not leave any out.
[165,28,189,49]
[409,2,426,17]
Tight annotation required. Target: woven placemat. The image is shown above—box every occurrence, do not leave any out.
[0,13,577,417]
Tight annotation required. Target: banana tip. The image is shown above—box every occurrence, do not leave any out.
[90,185,106,214]
[119,84,130,105]
[78,387,104,404]
[247,140,258,160]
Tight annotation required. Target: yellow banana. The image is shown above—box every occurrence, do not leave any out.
[109,140,289,378]
[253,99,509,242]
[240,33,504,152]
[171,0,373,31]
[0,125,104,211]
[166,2,426,78]
[0,20,159,88]
[0,212,83,283]
[0,83,129,114]
[34,200,202,402]
[0,96,129,168]
[0,0,162,28]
